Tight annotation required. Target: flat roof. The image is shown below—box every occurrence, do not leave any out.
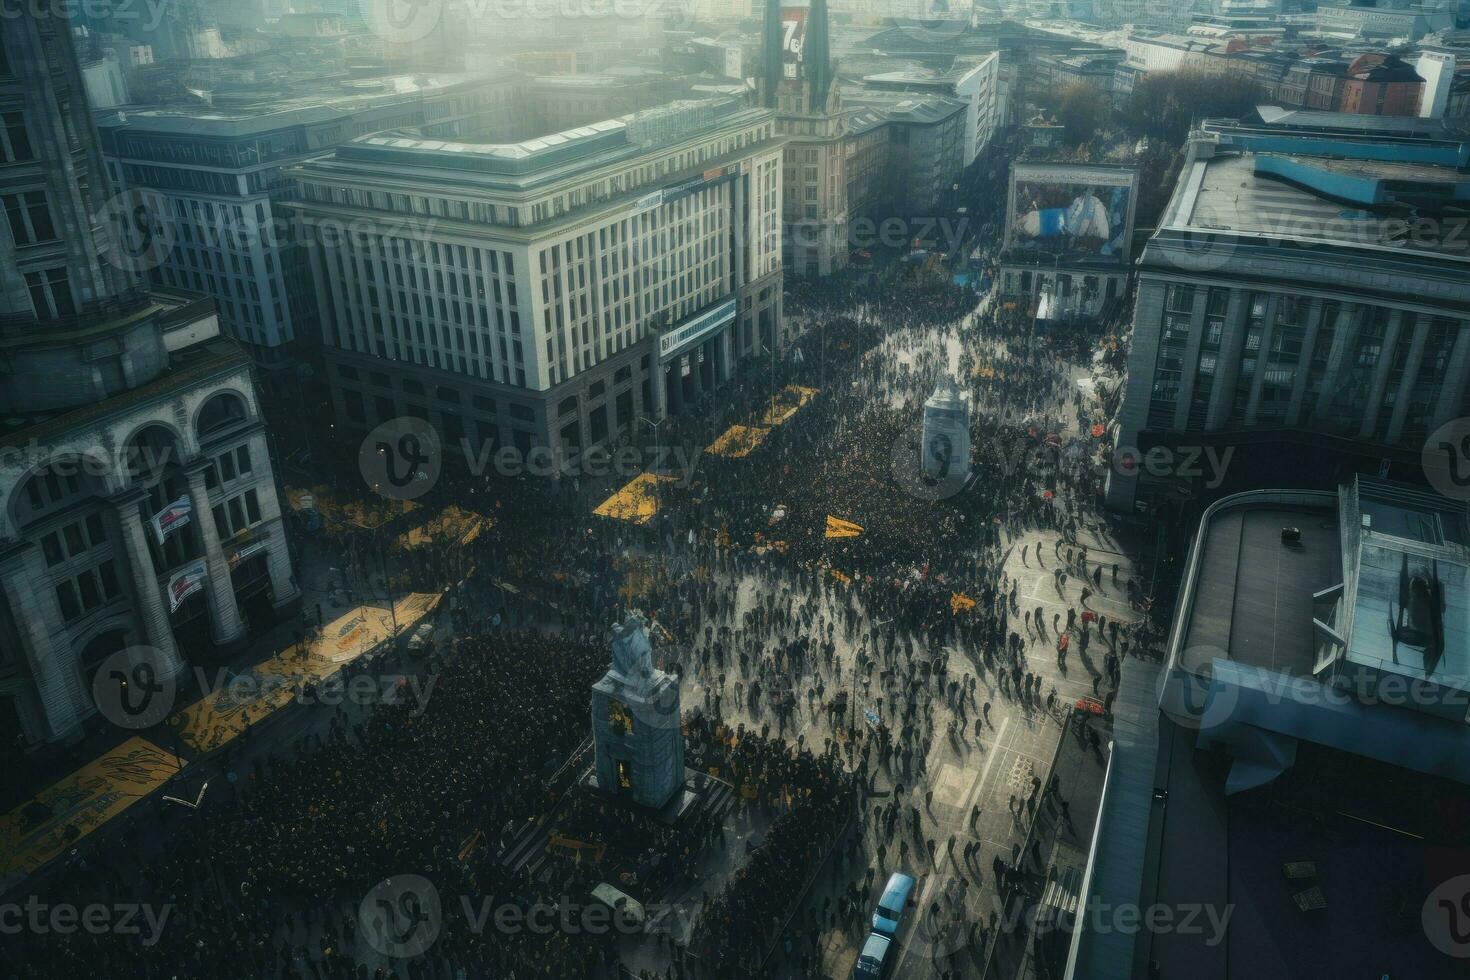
[1180,503,1342,678]
[1254,104,1452,137]
[333,99,759,181]
[1143,720,1470,980]
[1166,150,1470,259]
[102,73,495,136]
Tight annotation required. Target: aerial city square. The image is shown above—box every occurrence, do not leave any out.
[0,1,1468,978]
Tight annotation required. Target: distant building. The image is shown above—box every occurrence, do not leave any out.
[999,162,1140,324]
[842,96,968,225]
[1417,50,1456,119]
[289,99,785,456]
[0,19,298,749]
[858,52,1002,165]
[1107,114,1470,512]
[96,71,525,379]
[1339,54,1425,117]
[760,0,850,276]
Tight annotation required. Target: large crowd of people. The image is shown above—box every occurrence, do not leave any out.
[6,134,1157,976]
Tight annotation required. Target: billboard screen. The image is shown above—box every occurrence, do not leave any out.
[780,8,806,80]
[1007,165,1136,264]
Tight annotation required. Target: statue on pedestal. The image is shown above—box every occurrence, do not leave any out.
[591,613,685,810]
[922,374,971,486]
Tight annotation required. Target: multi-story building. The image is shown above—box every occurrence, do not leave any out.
[999,162,1140,324]
[289,98,785,457]
[842,96,968,227]
[857,52,1002,166]
[1340,53,1426,117]
[1107,116,1470,512]
[0,18,298,750]
[760,0,850,277]
[1069,477,1470,979]
[96,71,526,379]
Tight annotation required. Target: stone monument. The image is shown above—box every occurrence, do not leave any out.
[591,613,685,810]
[922,374,970,482]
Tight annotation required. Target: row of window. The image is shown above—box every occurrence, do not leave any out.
[54,561,123,624]
[40,513,109,568]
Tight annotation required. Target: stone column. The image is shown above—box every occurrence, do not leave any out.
[1205,289,1248,431]
[1313,303,1361,423]
[648,348,667,422]
[1431,325,1470,433]
[1286,299,1325,427]
[1171,286,1210,431]
[111,491,187,682]
[720,325,735,382]
[248,432,301,614]
[1244,295,1281,426]
[0,542,88,742]
[183,461,246,648]
[689,349,706,401]
[1359,310,1403,440]
[1386,314,1431,444]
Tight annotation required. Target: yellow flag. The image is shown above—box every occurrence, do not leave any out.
[830,569,851,585]
[825,515,863,539]
[950,592,976,614]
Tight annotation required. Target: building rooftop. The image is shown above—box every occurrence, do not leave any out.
[98,73,499,136]
[1162,146,1470,261]
[1250,104,1452,137]
[333,98,761,185]
[1179,502,1342,678]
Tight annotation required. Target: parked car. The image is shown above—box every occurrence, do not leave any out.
[851,932,893,979]
[871,872,916,938]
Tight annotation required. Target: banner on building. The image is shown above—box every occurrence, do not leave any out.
[151,496,193,545]
[228,539,267,569]
[168,560,208,612]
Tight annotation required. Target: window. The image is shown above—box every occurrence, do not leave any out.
[236,445,252,474]
[244,489,261,525]
[3,191,56,245]
[55,581,81,621]
[24,268,76,319]
[0,111,31,163]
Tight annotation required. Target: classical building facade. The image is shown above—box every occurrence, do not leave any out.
[1107,123,1470,511]
[0,18,298,750]
[289,98,784,456]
